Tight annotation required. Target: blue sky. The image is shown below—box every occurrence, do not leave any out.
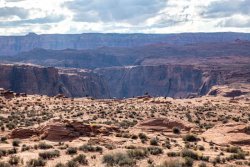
[0,0,250,35]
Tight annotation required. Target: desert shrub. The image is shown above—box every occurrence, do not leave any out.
[245,125,250,134]
[39,150,60,159]
[7,147,17,155]
[0,149,7,157]
[172,127,181,134]
[26,158,46,167]
[198,162,207,167]
[184,157,193,167]
[127,149,148,159]
[8,155,20,165]
[102,152,135,167]
[131,134,138,140]
[6,122,15,130]
[55,162,65,167]
[125,145,137,149]
[181,149,199,160]
[150,137,159,146]
[65,160,78,167]
[1,126,5,131]
[0,162,11,167]
[167,151,180,157]
[0,137,7,142]
[104,143,116,150]
[183,134,198,142]
[147,147,163,155]
[229,152,245,160]
[226,146,241,153]
[200,156,210,162]
[12,139,21,147]
[38,142,53,149]
[21,145,31,152]
[198,145,205,151]
[79,144,103,153]
[72,154,88,165]
[138,133,148,140]
[119,120,137,129]
[66,147,77,155]
[157,159,183,167]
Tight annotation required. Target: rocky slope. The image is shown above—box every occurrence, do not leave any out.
[1,32,250,56]
[0,64,109,98]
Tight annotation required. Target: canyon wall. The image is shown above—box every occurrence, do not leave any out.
[95,65,221,98]
[0,64,110,98]
[1,32,250,56]
[0,64,248,98]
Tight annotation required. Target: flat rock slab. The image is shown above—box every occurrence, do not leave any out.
[137,118,195,132]
[201,123,250,146]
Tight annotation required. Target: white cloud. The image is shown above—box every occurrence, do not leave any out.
[0,0,249,35]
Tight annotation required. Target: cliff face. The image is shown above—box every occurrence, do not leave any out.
[0,64,110,98]
[0,64,248,99]
[1,32,250,56]
[95,65,220,98]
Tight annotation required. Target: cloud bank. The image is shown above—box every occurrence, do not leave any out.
[0,0,249,35]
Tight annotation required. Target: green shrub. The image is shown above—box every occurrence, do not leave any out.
[198,162,207,167]
[0,149,7,157]
[0,137,7,142]
[102,152,135,166]
[7,148,17,155]
[26,158,46,167]
[66,160,78,167]
[167,152,180,157]
[226,146,241,153]
[12,139,21,147]
[138,133,148,140]
[127,149,148,159]
[39,150,60,159]
[184,157,193,167]
[55,162,65,167]
[131,134,138,140]
[72,154,88,165]
[229,152,245,160]
[157,159,183,167]
[0,162,11,167]
[172,127,181,134]
[79,144,102,153]
[38,142,53,149]
[147,147,163,155]
[66,147,77,155]
[8,155,20,165]
[183,134,198,142]
[150,137,159,146]
[181,149,199,160]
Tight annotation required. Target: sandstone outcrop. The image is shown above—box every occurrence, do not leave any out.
[9,128,39,139]
[208,84,250,98]
[9,120,119,142]
[137,118,195,132]
[201,123,250,146]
